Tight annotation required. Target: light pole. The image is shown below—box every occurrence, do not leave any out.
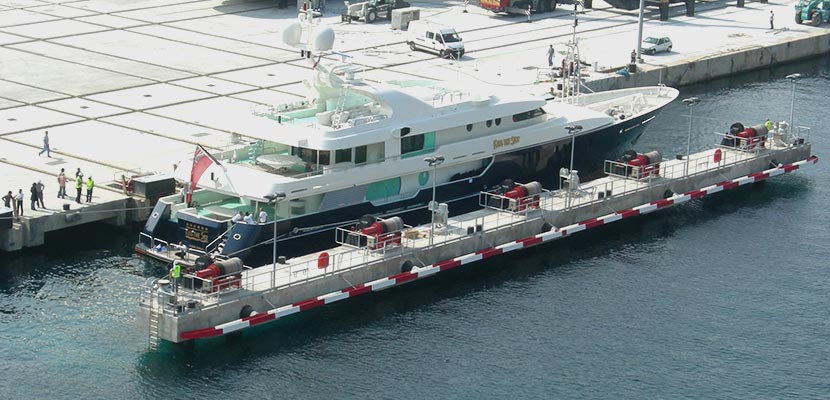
[423,155,444,246]
[564,124,582,208]
[636,0,645,63]
[682,97,700,176]
[265,191,285,288]
[786,73,801,133]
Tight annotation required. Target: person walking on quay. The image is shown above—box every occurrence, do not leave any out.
[30,183,38,211]
[75,167,83,178]
[36,180,45,208]
[769,10,774,30]
[15,189,24,217]
[38,131,51,158]
[57,168,67,199]
[547,44,555,67]
[631,49,637,64]
[85,176,94,203]
[525,5,532,23]
[75,173,83,204]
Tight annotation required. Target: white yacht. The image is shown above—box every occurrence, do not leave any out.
[136,12,678,263]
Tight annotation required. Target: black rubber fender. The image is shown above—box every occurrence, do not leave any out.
[240,305,254,318]
[401,260,414,273]
[541,222,554,233]
[663,189,674,199]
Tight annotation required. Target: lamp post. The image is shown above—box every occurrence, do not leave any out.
[564,124,582,208]
[423,155,444,246]
[682,97,700,176]
[786,73,801,133]
[265,191,286,288]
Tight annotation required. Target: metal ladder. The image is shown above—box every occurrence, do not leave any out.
[331,85,350,128]
[148,290,162,350]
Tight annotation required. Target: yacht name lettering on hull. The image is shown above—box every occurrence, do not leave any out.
[184,223,209,243]
[493,136,520,150]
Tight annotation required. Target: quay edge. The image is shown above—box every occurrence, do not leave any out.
[587,31,830,91]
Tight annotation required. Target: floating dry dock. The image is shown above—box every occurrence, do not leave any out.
[138,125,816,346]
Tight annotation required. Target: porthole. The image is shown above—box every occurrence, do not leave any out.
[466,123,473,132]
[495,118,502,126]
[486,120,492,128]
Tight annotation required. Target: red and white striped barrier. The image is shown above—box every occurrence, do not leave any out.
[180,156,818,340]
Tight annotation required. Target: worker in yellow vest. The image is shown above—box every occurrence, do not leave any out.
[170,261,182,294]
[75,174,83,204]
[85,176,94,203]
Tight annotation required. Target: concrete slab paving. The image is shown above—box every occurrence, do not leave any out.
[0,97,23,110]
[128,24,291,62]
[84,82,216,111]
[74,14,149,29]
[6,120,196,172]
[10,41,194,82]
[0,139,126,185]
[0,8,57,27]
[53,29,272,75]
[27,4,100,19]
[101,111,242,148]
[38,98,130,119]
[0,47,152,97]
[0,105,83,135]
[147,96,289,138]
[113,0,275,24]
[0,19,111,39]
[0,30,28,45]
[168,76,258,96]
[228,88,301,106]
[211,62,309,88]
[0,80,68,105]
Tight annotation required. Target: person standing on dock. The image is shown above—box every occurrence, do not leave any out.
[57,168,67,199]
[631,49,636,64]
[769,11,774,30]
[38,131,50,158]
[170,260,181,294]
[30,183,38,211]
[15,189,24,217]
[525,5,531,23]
[36,180,45,208]
[85,176,94,203]
[547,44,555,67]
[258,207,268,224]
[75,174,83,204]
[2,191,12,213]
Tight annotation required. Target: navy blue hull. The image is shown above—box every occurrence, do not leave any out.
[140,110,657,264]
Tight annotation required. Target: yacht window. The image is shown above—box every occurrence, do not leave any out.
[335,148,352,163]
[319,150,331,165]
[466,123,473,132]
[292,147,318,163]
[401,127,411,136]
[495,118,502,126]
[512,108,545,123]
[486,120,492,128]
[401,132,436,158]
[355,145,367,164]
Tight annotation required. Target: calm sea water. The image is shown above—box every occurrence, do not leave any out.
[1,57,829,399]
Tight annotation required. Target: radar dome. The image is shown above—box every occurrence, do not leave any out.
[311,27,335,52]
[282,22,302,46]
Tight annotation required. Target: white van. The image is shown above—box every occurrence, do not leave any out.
[406,21,464,59]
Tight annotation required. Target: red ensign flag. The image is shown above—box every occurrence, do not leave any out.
[187,144,218,205]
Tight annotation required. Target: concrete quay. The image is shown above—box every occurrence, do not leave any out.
[1,0,826,252]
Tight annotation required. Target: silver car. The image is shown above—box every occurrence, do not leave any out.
[641,36,672,55]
